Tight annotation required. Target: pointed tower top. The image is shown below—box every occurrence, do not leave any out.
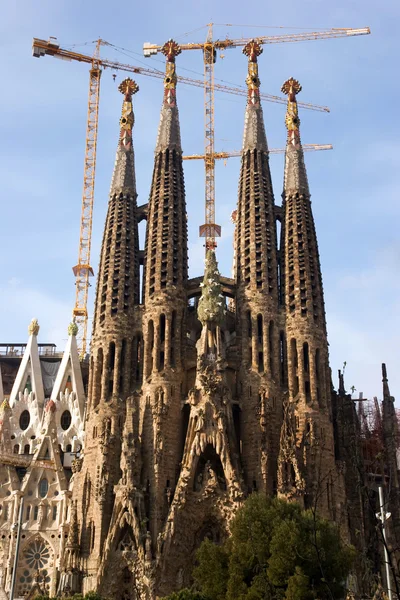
[242,40,268,152]
[155,39,182,153]
[68,320,78,337]
[382,363,392,400]
[338,369,346,396]
[28,318,39,336]
[110,78,139,196]
[282,77,310,197]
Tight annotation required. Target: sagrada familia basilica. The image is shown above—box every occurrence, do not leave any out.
[0,39,398,599]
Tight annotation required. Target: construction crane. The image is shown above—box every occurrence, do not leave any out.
[143,24,370,250]
[182,143,333,161]
[32,37,330,357]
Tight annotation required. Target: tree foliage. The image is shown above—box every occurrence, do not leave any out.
[161,590,207,600]
[190,494,355,600]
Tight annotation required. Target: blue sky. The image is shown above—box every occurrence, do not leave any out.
[0,0,398,400]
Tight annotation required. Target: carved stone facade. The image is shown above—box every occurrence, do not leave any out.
[0,320,86,599]
[1,40,399,600]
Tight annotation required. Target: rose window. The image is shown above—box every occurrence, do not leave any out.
[17,539,52,596]
[25,539,50,569]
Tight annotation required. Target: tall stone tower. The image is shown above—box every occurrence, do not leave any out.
[141,38,188,547]
[235,40,282,497]
[71,77,142,594]
[277,78,344,517]
[67,44,348,599]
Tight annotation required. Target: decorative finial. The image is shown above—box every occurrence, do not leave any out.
[28,318,40,336]
[243,40,263,62]
[282,78,302,144]
[161,39,181,62]
[281,77,302,98]
[118,79,138,151]
[0,398,11,413]
[244,40,262,104]
[68,321,78,337]
[118,78,139,99]
[161,40,180,105]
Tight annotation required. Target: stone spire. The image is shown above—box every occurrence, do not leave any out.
[242,40,268,152]
[235,40,278,300]
[69,82,142,585]
[282,78,309,197]
[143,39,188,300]
[234,41,281,496]
[91,77,140,346]
[141,41,188,546]
[281,78,326,334]
[155,39,182,153]
[382,363,392,400]
[110,78,139,195]
[280,79,338,516]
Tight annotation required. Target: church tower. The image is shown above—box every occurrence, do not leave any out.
[141,39,188,546]
[72,78,141,591]
[235,41,283,496]
[278,78,340,514]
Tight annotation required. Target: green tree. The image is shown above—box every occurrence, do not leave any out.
[192,494,355,600]
[162,590,207,600]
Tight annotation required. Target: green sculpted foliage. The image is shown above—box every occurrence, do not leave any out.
[197,250,225,328]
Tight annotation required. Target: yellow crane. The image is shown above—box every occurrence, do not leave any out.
[182,144,333,162]
[143,24,370,250]
[32,36,332,356]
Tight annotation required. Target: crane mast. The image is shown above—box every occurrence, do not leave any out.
[71,42,102,356]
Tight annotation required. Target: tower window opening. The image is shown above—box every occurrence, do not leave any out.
[305,380,311,403]
[147,321,154,376]
[291,339,299,397]
[24,444,30,454]
[247,311,252,337]
[303,342,310,373]
[160,314,166,343]
[268,321,274,377]
[258,352,264,373]
[94,348,103,407]
[119,339,127,394]
[257,314,263,344]
[279,331,286,385]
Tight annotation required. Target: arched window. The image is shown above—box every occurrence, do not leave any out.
[24,444,30,454]
[60,410,72,431]
[39,478,49,498]
[19,410,30,431]
[13,444,19,454]
[66,444,72,453]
